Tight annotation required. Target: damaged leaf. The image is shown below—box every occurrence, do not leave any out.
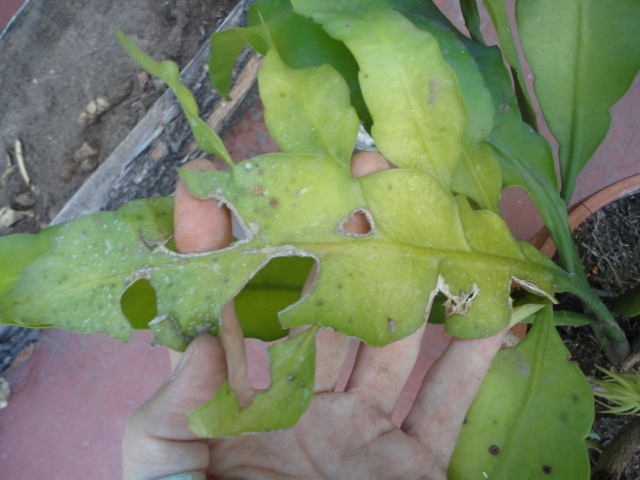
[181,160,564,343]
[188,326,317,437]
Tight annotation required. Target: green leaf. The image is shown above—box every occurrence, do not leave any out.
[235,256,314,341]
[181,158,565,343]
[392,0,502,211]
[487,97,629,360]
[258,49,359,167]
[481,0,538,129]
[488,100,576,271]
[450,306,594,479]
[188,326,317,437]
[0,198,269,343]
[517,0,640,202]
[0,224,62,296]
[0,198,175,340]
[593,367,640,416]
[120,279,158,329]
[209,26,269,100]
[210,0,372,129]
[459,0,485,45]
[553,310,593,327]
[115,30,234,166]
[612,283,640,318]
[292,0,467,186]
[462,30,582,278]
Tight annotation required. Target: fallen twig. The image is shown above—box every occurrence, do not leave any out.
[14,139,32,189]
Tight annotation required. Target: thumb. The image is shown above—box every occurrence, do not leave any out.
[123,334,227,480]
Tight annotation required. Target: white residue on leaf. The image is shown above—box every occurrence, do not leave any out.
[435,275,480,317]
[512,277,556,304]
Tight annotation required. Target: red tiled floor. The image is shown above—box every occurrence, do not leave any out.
[1,2,639,480]
[1,330,169,478]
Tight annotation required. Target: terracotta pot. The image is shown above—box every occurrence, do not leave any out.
[532,173,640,259]
[510,174,640,340]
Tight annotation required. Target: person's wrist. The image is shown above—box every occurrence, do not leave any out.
[154,472,206,480]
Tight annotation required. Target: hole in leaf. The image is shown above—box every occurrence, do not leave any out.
[121,279,158,329]
[164,201,246,253]
[426,292,447,324]
[235,256,315,342]
[338,208,374,236]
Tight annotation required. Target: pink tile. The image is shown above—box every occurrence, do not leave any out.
[0,329,170,478]
[0,0,23,30]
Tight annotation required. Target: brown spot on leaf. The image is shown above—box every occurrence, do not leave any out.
[252,185,264,195]
[489,445,499,455]
[542,465,551,474]
[269,198,279,208]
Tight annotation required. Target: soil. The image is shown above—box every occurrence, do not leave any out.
[0,0,240,236]
[557,193,640,479]
[0,0,241,374]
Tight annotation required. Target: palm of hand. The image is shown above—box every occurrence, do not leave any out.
[205,391,443,480]
[123,154,505,480]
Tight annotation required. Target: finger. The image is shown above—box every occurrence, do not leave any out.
[343,151,426,415]
[219,301,254,407]
[123,334,226,480]
[344,151,390,233]
[288,263,352,393]
[345,324,427,416]
[313,328,353,393]
[171,159,229,371]
[174,159,252,403]
[292,151,391,392]
[174,158,232,253]
[402,328,507,470]
[349,150,390,178]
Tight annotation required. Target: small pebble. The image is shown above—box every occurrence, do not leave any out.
[73,142,99,162]
[79,157,98,173]
[14,192,36,208]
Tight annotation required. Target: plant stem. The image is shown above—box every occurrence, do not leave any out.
[562,272,630,364]
[544,200,630,364]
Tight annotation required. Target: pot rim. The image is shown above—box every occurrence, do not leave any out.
[533,173,640,258]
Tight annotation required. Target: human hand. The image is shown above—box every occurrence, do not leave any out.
[122,154,507,480]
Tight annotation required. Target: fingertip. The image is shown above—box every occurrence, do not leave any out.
[169,333,227,402]
[350,151,390,178]
[344,152,389,234]
[174,159,232,253]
